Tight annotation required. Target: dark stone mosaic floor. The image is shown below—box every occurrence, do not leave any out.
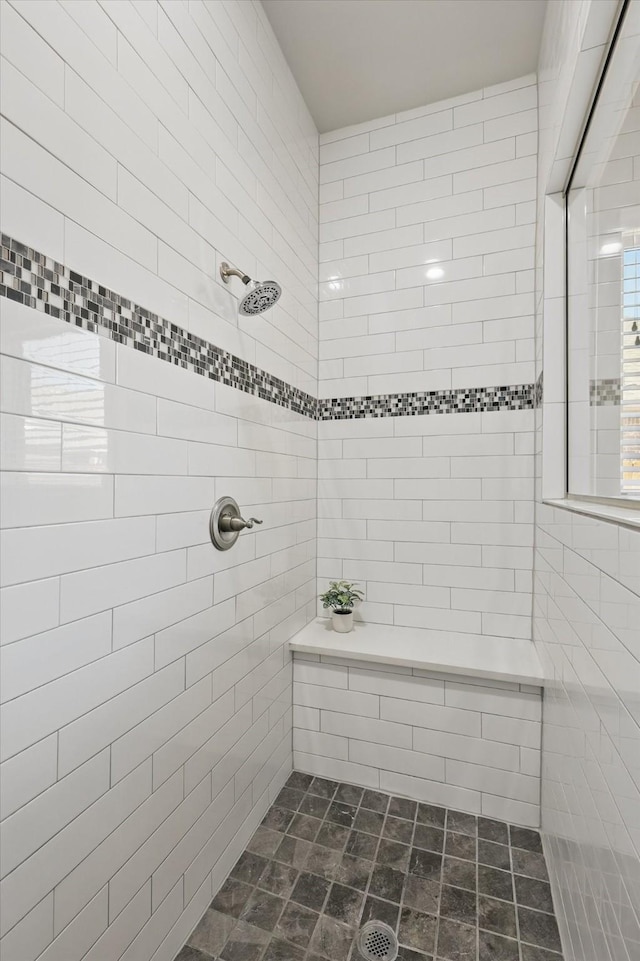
[175,774,563,961]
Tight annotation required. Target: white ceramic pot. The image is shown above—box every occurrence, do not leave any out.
[331,609,353,633]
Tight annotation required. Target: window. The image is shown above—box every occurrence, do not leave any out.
[566,0,640,504]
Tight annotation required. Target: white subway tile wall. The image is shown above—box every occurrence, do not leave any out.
[317,77,537,638]
[318,407,536,636]
[535,3,640,961]
[0,3,317,961]
[319,76,537,399]
[2,5,639,961]
[293,656,542,828]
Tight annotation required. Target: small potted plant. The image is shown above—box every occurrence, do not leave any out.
[319,580,364,633]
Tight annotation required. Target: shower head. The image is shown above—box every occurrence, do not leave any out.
[238,279,282,317]
[220,263,282,317]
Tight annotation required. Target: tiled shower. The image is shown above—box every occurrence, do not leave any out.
[0,2,638,961]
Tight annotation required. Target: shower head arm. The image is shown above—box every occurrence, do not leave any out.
[219,262,282,316]
[220,263,252,285]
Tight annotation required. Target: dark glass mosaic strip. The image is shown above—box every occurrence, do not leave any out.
[590,377,621,406]
[0,234,316,419]
[318,383,536,421]
[1,234,539,423]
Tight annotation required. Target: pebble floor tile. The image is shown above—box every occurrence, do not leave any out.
[175,774,563,961]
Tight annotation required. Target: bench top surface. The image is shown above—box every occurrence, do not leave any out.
[289,618,544,687]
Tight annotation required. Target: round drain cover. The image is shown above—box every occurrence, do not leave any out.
[357,920,399,961]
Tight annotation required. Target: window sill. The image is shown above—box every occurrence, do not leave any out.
[543,497,640,530]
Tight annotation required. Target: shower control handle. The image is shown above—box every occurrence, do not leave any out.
[219,514,263,532]
[210,496,263,551]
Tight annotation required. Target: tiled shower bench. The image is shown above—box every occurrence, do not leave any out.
[290,620,544,829]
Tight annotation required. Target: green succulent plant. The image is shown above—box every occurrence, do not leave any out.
[319,580,364,612]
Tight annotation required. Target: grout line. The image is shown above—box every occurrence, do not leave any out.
[209,774,557,961]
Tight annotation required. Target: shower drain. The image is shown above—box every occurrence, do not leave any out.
[357,920,399,961]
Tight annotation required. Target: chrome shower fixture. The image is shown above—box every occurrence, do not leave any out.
[219,262,282,316]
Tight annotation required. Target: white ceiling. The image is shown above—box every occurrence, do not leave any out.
[262,0,547,133]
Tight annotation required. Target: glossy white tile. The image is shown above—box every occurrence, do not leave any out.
[0,638,154,762]
[0,735,58,820]
[0,472,114,529]
[0,612,112,703]
[1,517,156,586]
[0,750,110,878]
[0,414,61,473]
[59,550,187,622]
[0,1,318,957]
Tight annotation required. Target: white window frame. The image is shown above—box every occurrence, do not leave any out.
[540,1,640,530]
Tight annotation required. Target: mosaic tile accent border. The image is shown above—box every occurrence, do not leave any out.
[1,235,537,422]
[318,383,536,420]
[0,234,316,418]
[590,377,622,406]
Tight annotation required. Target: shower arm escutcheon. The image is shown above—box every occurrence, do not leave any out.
[210,496,263,551]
